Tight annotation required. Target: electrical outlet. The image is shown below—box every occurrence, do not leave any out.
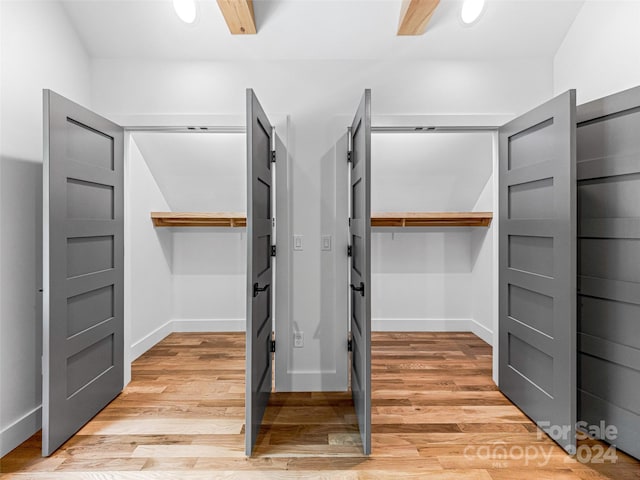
[293,331,304,348]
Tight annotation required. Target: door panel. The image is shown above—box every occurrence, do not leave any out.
[499,90,577,454]
[576,85,640,460]
[349,90,371,455]
[43,90,124,456]
[245,89,274,456]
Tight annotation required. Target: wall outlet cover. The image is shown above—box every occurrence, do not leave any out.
[321,235,332,251]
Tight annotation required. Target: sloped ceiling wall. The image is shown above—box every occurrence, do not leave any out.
[132,132,246,212]
[372,131,493,211]
[133,130,492,213]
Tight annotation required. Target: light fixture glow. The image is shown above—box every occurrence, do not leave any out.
[461,0,485,25]
[173,0,197,24]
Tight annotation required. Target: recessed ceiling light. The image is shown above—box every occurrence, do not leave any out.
[461,0,485,25]
[173,0,197,24]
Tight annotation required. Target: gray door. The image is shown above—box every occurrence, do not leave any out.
[499,90,577,454]
[245,89,274,456]
[42,90,124,456]
[576,85,640,460]
[349,89,372,455]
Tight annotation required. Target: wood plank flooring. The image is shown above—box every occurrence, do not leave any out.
[2,332,638,479]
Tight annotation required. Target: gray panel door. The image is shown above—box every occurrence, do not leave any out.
[499,90,577,454]
[349,89,372,455]
[43,90,124,456]
[245,89,274,456]
[576,85,640,460]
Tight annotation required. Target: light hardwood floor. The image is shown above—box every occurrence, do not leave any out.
[1,332,638,479]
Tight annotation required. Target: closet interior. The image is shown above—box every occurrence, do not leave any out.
[129,128,247,361]
[369,128,496,344]
[41,85,640,459]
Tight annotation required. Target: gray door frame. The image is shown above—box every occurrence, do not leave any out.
[348,89,372,455]
[245,89,276,456]
[43,90,125,456]
[576,85,640,460]
[498,90,577,454]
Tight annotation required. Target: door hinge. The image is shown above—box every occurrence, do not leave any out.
[350,282,365,297]
[347,151,352,163]
[271,339,276,353]
[271,150,276,163]
[347,245,352,257]
[348,217,351,227]
[347,339,353,352]
[271,245,277,257]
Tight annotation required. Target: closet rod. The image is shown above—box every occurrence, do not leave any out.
[371,126,498,133]
[125,126,246,133]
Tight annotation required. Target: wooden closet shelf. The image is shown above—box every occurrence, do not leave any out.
[151,212,493,228]
[371,212,493,227]
[151,212,246,227]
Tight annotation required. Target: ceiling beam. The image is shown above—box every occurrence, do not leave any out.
[216,0,257,34]
[397,0,440,36]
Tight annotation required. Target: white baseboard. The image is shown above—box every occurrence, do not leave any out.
[172,318,245,332]
[0,405,41,457]
[470,319,493,345]
[373,318,493,346]
[130,319,173,361]
[373,318,473,332]
[130,318,245,361]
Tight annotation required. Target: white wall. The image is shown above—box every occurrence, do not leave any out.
[126,139,174,362]
[370,131,494,335]
[471,173,496,346]
[171,229,246,331]
[91,59,553,117]
[0,1,91,456]
[554,0,640,103]
[371,229,474,331]
[90,58,553,391]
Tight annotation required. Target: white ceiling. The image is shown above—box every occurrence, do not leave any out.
[61,0,584,61]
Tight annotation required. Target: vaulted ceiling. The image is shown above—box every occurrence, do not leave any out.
[61,0,584,61]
